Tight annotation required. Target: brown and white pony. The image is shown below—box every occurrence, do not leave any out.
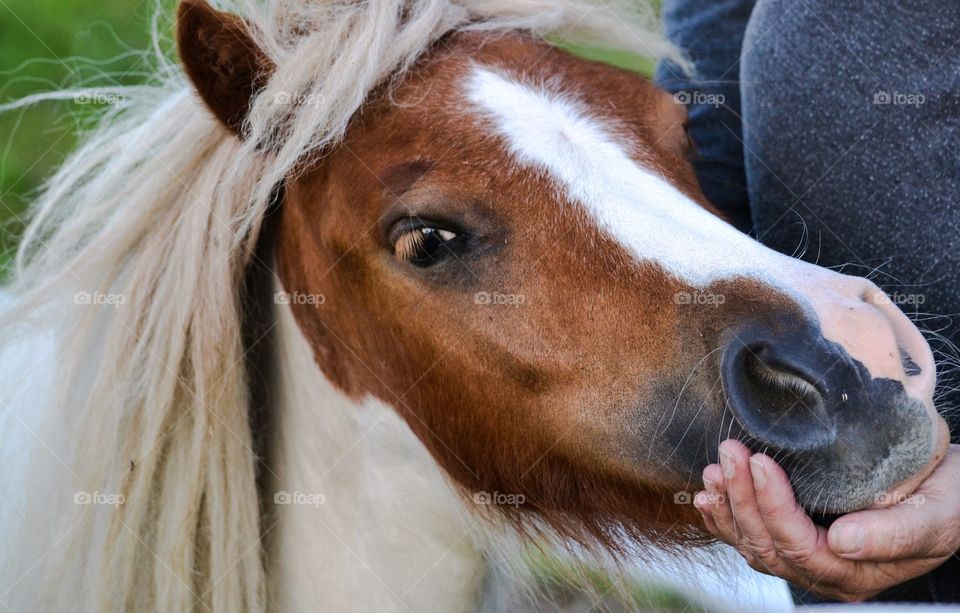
[0,0,949,611]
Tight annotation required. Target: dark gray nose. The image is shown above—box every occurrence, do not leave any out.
[721,319,862,453]
[718,314,936,517]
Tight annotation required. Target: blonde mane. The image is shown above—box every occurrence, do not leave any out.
[0,1,677,611]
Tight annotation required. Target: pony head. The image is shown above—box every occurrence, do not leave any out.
[3,2,951,611]
[177,0,949,545]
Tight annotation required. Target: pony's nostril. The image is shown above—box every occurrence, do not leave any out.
[859,282,934,390]
[900,348,922,377]
[722,337,836,453]
[744,348,824,409]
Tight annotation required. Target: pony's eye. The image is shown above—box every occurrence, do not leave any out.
[394,225,458,266]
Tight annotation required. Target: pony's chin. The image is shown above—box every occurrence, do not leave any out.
[868,416,951,509]
[798,412,949,519]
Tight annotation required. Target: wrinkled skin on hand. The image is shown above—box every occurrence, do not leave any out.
[695,440,960,602]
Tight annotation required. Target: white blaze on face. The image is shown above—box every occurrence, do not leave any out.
[463,66,937,408]
[465,66,789,286]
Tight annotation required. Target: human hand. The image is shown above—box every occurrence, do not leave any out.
[694,440,960,602]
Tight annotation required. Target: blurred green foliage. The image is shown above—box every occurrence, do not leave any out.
[0,0,654,277]
[0,0,175,274]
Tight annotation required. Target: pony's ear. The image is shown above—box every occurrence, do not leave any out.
[176,0,274,137]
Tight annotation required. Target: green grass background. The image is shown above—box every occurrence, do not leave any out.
[0,0,177,276]
[0,1,654,277]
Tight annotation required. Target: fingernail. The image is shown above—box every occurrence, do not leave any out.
[703,478,719,494]
[719,448,735,479]
[830,522,865,554]
[749,456,766,490]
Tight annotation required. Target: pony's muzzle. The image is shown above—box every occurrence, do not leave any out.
[717,274,950,512]
[720,276,941,455]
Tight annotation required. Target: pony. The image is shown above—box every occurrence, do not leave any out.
[0,0,949,610]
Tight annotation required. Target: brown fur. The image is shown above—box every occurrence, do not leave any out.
[176,0,274,135]
[176,3,782,549]
[275,35,722,548]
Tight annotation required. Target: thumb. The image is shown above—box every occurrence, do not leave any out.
[828,495,956,561]
[830,446,960,561]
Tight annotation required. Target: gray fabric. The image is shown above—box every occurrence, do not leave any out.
[655,0,757,232]
[739,1,960,604]
[657,0,960,603]
[741,0,960,420]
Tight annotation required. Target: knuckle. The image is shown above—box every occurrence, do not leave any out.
[733,543,753,560]
[744,555,769,574]
[775,541,818,566]
[730,535,783,574]
[734,549,769,575]
[744,540,780,568]
[712,519,737,542]
[751,550,781,572]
